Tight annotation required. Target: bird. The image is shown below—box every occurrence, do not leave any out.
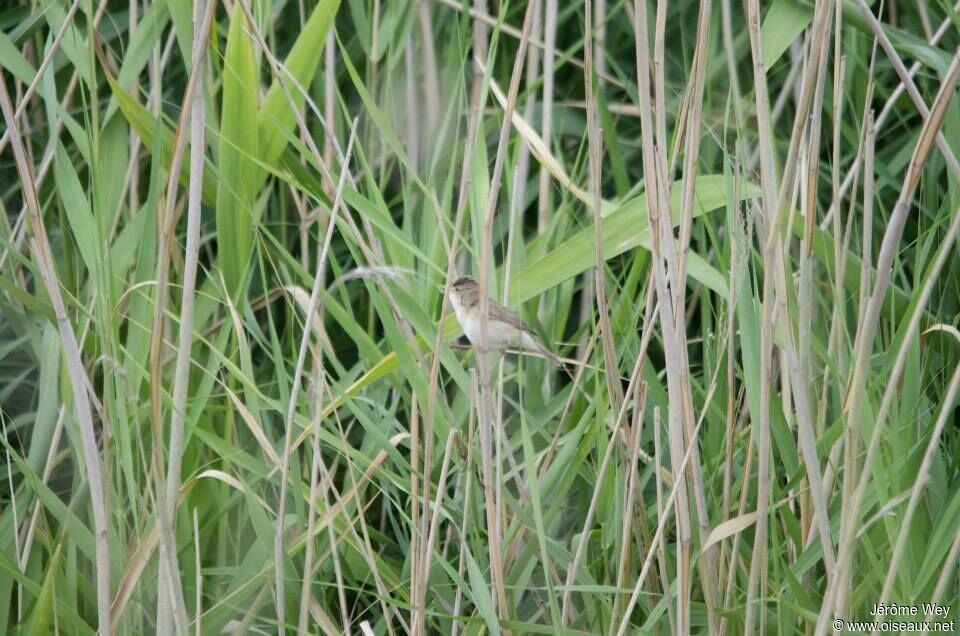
[446,275,563,366]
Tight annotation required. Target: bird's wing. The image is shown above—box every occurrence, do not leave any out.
[486,299,531,332]
[489,299,562,364]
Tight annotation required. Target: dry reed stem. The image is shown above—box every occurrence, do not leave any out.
[742,0,780,630]
[418,45,486,632]
[297,116,361,633]
[0,70,113,636]
[158,2,217,633]
[818,50,960,634]
[631,0,698,629]
[537,0,558,240]
[475,0,538,625]
[583,0,623,411]
[820,0,960,230]
[853,0,960,179]
[616,404,711,636]
[434,0,626,89]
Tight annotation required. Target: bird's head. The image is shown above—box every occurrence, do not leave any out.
[449,276,480,310]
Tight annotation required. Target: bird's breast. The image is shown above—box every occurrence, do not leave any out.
[475,318,522,349]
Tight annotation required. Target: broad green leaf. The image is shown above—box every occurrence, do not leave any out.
[102,70,218,204]
[0,443,96,562]
[115,0,169,90]
[217,7,260,297]
[465,544,501,636]
[256,0,341,167]
[27,544,60,636]
[508,175,753,305]
[165,0,195,64]
[763,0,953,73]
[0,545,92,635]
[761,0,812,69]
[53,143,98,277]
[0,29,35,83]
[0,273,55,322]
[41,1,91,86]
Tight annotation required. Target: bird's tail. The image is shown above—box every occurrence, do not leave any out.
[521,331,563,366]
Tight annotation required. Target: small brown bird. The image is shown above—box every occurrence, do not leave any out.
[447,276,562,365]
